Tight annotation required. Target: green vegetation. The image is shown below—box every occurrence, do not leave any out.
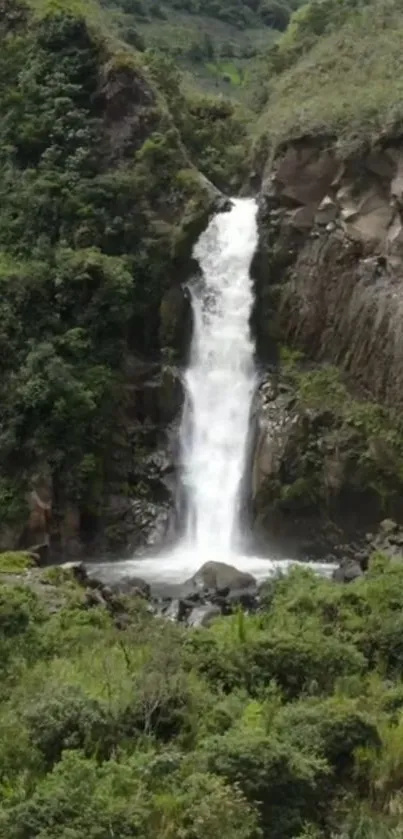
[0,552,35,574]
[146,51,249,188]
[2,557,403,835]
[266,354,403,518]
[0,0,249,540]
[99,0,303,96]
[255,0,403,152]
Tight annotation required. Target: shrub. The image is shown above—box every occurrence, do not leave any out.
[23,686,114,767]
[200,727,328,837]
[273,697,381,779]
[2,749,260,839]
[0,551,35,574]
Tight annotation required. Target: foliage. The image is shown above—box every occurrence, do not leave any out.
[104,0,299,97]
[264,357,403,519]
[254,0,403,152]
[3,558,403,836]
[0,551,35,573]
[0,0,226,536]
[145,50,249,187]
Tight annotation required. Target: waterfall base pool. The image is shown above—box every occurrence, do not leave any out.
[87,548,337,592]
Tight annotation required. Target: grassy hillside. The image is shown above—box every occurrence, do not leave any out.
[255,0,403,153]
[99,0,305,96]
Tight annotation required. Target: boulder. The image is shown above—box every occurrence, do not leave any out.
[187,604,221,628]
[60,561,89,585]
[274,145,338,208]
[379,518,398,536]
[333,559,364,584]
[163,598,191,622]
[107,575,151,599]
[27,542,50,566]
[187,561,256,593]
[226,587,259,610]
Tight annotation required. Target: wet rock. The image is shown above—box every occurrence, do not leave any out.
[226,587,259,611]
[379,518,398,536]
[315,195,338,225]
[333,559,364,584]
[27,542,50,566]
[163,598,181,621]
[104,497,171,554]
[60,561,89,585]
[187,604,222,628]
[159,286,192,362]
[187,561,256,593]
[158,366,184,425]
[107,575,151,599]
[163,598,191,622]
[84,589,107,609]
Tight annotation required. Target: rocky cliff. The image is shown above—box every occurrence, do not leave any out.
[255,139,403,404]
[251,138,403,555]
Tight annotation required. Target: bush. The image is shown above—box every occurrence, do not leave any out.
[187,604,366,699]
[2,750,260,839]
[23,686,114,768]
[200,727,328,837]
[273,697,381,778]
[0,551,35,574]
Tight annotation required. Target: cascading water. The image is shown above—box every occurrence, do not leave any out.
[89,198,335,585]
[179,197,258,556]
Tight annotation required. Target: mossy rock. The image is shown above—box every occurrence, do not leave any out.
[0,551,35,574]
[40,566,79,587]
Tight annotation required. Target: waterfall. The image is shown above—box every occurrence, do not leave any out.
[179,197,258,556]
[88,199,337,586]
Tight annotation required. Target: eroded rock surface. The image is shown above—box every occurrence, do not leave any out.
[249,372,403,556]
[254,140,403,407]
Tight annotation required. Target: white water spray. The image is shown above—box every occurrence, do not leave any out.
[180,197,258,554]
[89,199,336,585]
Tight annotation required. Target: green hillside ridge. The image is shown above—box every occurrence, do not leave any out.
[255,0,403,153]
[99,0,305,95]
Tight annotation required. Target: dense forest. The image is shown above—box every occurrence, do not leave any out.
[0,0,248,551]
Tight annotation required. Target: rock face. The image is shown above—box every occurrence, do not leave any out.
[249,372,403,556]
[250,377,343,556]
[254,139,403,408]
[95,356,185,556]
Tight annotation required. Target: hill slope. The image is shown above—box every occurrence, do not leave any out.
[255,0,403,152]
[0,0,248,555]
[100,0,306,96]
